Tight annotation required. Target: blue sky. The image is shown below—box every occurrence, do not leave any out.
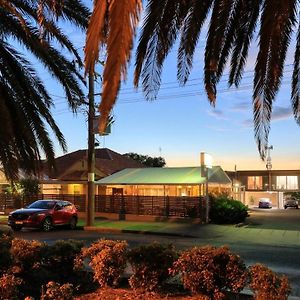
[38,2,300,171]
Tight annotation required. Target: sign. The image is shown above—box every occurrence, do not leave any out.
[200,152,213,178]
[200,152,213,169]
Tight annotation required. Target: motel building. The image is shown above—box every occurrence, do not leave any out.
[227,169,300,209]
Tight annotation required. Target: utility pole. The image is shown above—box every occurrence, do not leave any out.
[86,71,95,226]
[200,152,212,223]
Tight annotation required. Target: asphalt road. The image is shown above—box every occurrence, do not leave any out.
[6,208,300,298]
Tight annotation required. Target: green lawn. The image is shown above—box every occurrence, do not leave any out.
[0,215,8,223]
[77,219,185,232]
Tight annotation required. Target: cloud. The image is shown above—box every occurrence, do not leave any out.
[207,109,228,120]
[242,118,253,128]
[231,101,251,112]
[272,106,292,121]
[241,105,292,128]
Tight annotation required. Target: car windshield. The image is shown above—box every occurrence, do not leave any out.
[27,200,56,209]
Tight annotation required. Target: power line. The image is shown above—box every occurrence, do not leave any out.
[48,64,294,101]
[51,80,291,116]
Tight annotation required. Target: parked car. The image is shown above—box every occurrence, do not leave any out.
[8,200,78,232]
[258,198,272,208]
[284,198,299,209]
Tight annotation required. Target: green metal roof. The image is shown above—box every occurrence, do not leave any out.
[95,166,231,185]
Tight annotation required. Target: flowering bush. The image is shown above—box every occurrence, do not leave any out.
[10,238,44,271]
[0,273,22,300]
[81,239,128,287]
[170,245,247,299]
[128,243,178,292]
[41,281,73,300]
[249,264,291,300]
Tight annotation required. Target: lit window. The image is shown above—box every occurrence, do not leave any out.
[287,176,298,189]
[277,176,298,190]
[247,176,262,189]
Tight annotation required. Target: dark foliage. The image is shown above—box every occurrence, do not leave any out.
[124,152,166,167]
[210,195,249,224]
[0,0,89,181]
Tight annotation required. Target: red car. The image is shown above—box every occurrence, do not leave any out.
[8,200,78,232]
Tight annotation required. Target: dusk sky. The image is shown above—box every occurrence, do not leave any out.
[37,2,300,171]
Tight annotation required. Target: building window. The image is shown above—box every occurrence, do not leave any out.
[247,176,263,189]
[276,176,298,190]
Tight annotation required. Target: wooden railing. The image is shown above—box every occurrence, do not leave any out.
[0,193,206,219]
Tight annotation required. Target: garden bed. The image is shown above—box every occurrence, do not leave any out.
[75,286,253,300]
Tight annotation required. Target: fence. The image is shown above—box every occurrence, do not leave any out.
[0,193,206,219]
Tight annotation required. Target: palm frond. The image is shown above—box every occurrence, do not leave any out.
[0,0,89,180]
[11,1,83,64]
[254,0,296,158]
[139,0,187,100]
[84,0,108,76]
[292,24,300,124]
[98,0,142,132]
[204,0,235,105]
[0,0,27,29]
[228,0,261,87]
[134,0,168,88]
[177,0,213,85]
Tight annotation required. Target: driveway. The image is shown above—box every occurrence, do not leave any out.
[248,207,300,231]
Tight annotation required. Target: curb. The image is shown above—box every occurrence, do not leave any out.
[83,226,196,238]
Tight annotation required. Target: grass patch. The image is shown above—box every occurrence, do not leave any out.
[78,219,185,232]
[0,215,8,223]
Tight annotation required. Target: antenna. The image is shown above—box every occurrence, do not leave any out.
[265,145,273,170]
[265,145,273,191]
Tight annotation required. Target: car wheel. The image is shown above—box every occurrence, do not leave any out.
[11,225,22,232]
[296,206,299,209]
[284,206,287,209]
[42,217,53,232]
[69,216,77,230]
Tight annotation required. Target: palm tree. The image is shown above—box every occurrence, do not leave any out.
[0,0,89,181]
[85,0,298,159]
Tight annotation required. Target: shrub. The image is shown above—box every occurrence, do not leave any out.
[249,264,291,300]
[81,239,128,287]
[0,273,22,300]
[210,195,248,224]
[0,231,13,273]
[41,281,73,300]
[42,240,84,282]
[170,245,247,299]
[128,243,178,292]
[10,239,44,271]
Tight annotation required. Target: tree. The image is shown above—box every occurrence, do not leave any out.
[0,0,90,181]
[85,0,299,160]
[124,152,166,167]
[19,178,40,197]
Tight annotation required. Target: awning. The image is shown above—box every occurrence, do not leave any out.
[95,166,231,185]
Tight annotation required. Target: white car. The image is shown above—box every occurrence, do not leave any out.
[284,198,299,209]
[258,198,272,209]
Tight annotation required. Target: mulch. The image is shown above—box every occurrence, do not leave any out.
[74,287,253,300]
